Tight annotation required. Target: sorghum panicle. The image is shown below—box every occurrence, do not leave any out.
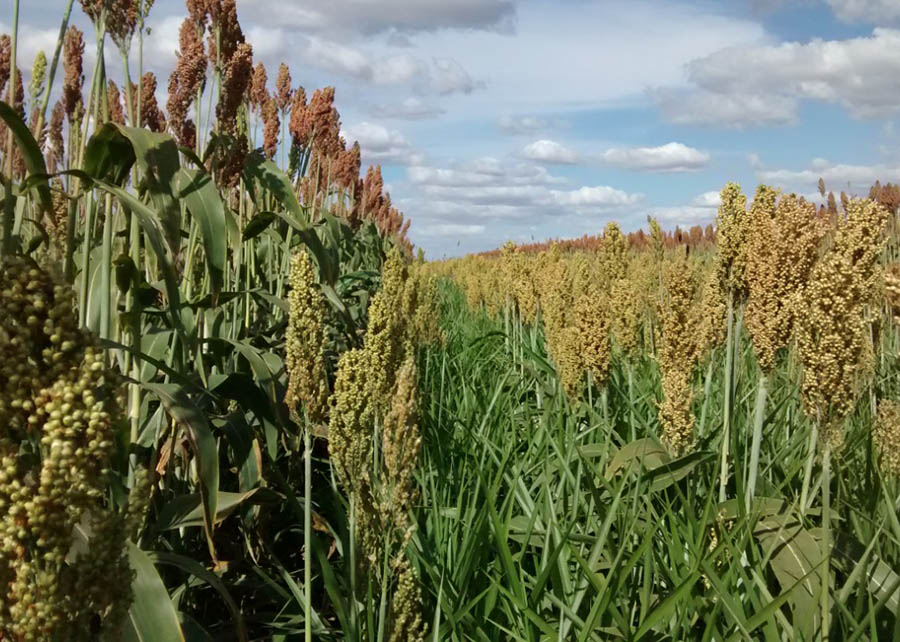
[657,253,699,455]
[285,251,330,426]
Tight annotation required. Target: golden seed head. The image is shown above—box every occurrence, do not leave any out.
[574,285,611,388]
[797,198,888,436]
[715,182,749,300]
[28,51,47,103]
[656,253,699,456]
[876,400,900,478]
[285,251,330,426]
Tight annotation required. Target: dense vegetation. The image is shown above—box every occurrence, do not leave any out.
[1,0,900,641]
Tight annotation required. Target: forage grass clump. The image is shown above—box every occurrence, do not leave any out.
[285,251,330,426]
[0,259,132,641]
[875,400,900,478]
[656,253,699,455]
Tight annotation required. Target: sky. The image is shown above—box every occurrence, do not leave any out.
[6,0,900,258]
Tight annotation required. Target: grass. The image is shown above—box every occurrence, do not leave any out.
[410,282,900,640]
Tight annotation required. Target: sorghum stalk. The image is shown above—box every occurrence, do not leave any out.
[1,0,19,258]
[822,442,832,641]
[745,372,768,505]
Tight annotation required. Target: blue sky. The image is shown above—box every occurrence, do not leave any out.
[6,0,900,257]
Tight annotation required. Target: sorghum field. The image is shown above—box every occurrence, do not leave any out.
[1,1,900,641]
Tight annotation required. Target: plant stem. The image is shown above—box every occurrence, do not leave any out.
[304,423,313,642]
[718,295,735,503]
[745,371,769,506]
[800,421,818,516]
[821,441,832,641]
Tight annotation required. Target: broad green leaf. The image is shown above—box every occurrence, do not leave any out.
[605,438,669,478]
[643,450,715,493]
[123,542,185,642]
[177,168,226,299]
[755,515,824,641]
[145,383,220,559]
[100,124,183,256]
[0,100,52,213]
[69,171,189,348]
[155,489,260,531]
[151,551,248,642]
[244,153,304,221]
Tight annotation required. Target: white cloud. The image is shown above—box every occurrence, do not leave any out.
[599,142,710,172]
[756,158,900,192]
[498,115,549,135]
[826,0,900,23]
[408,160,640,213]
[430,58,481,94]
[521,140,579,164]
[304,35,373,79]
[371,97,446,120]
[294,37,480,95]
[656,28,900,126]
[648,206,718,227]
[237,0,516,36]
[341,122,424,165]
[418,223,486,237]
[692,191,723,208]
[550,186,643,208]
[408,159,561,187]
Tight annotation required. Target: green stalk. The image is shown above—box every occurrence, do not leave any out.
[718,295,735,503]
[698,358,714,438]
[745,371,769,506]
[100,193,113,339]
[304,423,313,642]
[821,441,832,641]
[76,17,106,325]
[2,0,19,258]
[800,421,818,515]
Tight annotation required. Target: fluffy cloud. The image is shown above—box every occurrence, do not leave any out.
[406,158,641,216]
[549,186,643,208]
[599,142,710,172]
[826,0,900,23]
[341,122,424,166]
[498,115,549,135]
[237,0,516,35]
[371,97,446,120]
[409,159,561,187]
[647,206,717,227]
[418,223,486,237]
[655,28,900,126]
[691,191,723,208]
[296,37,480,95]
[521,140,579,164]
[755,157,900,192]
